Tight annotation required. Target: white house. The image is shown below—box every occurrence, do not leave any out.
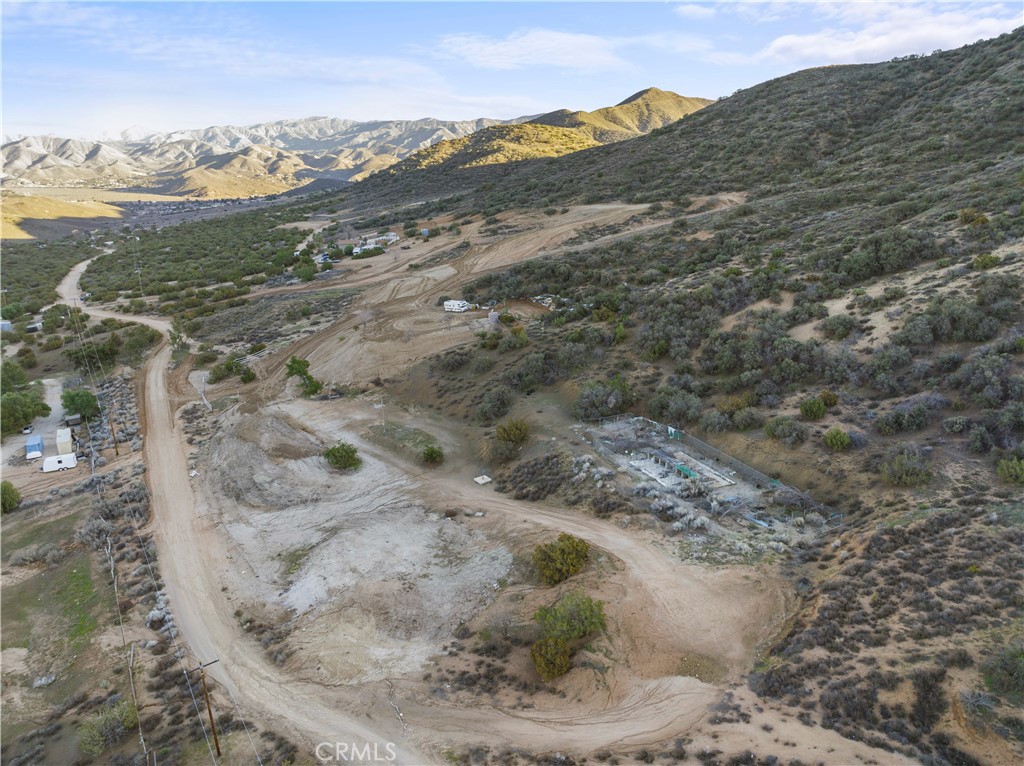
[443,300,471,313]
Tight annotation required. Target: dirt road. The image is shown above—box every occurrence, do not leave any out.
[53,193,911,764]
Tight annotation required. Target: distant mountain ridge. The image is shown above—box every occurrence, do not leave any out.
[1,115,527,197]
[1,89,708,198]
[391,88,712,174]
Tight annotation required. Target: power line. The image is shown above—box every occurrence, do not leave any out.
[66,280,268,764]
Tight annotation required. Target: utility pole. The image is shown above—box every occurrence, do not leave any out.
[188,659,222,757]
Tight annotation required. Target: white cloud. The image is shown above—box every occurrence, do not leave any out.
[755,3,1021,64]
[675,4,717,20]
[436,28,628,71]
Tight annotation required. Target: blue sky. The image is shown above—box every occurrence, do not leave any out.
[2,1,1021,140]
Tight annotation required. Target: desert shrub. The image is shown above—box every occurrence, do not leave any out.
[534,592,606,642]
[943,416,970,434]
[531,637,571,681]
[648,387,702,424]
[79,700,138,757]
[732,407,765,431]
[497,326,530,353]
[765,416,807,446]
[324,442,361,471]
[983,641,1024,703]
[876,411,906,435]
[238,366,256,383]
[971,253,1001,270]
[477,386,514,423]
[496,418,530,447]
[824,427,852,451]
[422,445,444,464]
[699,411,733,432]
[819,314,859,340]
[435,348,470,372]
[819,389,839,408]
[573,376,634,420]
[532,533,590,586]
[968,425,994,454]
[1,480,21,514]
[881,444,931,486]
[799,397,826,420]
[996,456,1024,484]
[910,667,948,732]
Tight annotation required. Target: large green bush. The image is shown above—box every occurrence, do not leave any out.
[534,592,606,642]
[532,533,590,585]
[1,481,22,514]
[824,427,852,451]
[324,442,362,471]
[530,636,572,681]
[799,396,827,420]
[996,456,1024,484]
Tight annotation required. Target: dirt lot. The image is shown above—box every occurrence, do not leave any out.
[18,196,922,765]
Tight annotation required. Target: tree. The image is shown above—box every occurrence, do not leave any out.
[534,592,606,642]
[0,359,27,393]
[62,388,100,420]
[1,390,51,434]
[1,481,22,514]
[531,637,571,681]
[532,533,590,586]
[285,356,310,378]
[324,442,361,471]
[422,445,444,464]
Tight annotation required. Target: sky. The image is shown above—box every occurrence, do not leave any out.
[2,1,1021,140]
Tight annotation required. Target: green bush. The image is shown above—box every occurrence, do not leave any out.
[532,533,590,586]
[971,253,1000,270]
[1,481,22,514]
[824,427,852,451]
[324,442,362,471]
[818,314,859,340]
[239,366,256,383]
[799,397,827,420]
[819,389,839,408]
[530,636,572,681]
[996,456,1024,484]
[422,445,444,464]
[534,592,606,642]
[79,700,137,757]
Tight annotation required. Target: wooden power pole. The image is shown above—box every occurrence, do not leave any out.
[189,659,222,757]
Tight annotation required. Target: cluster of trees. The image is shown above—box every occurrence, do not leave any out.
[530,592,606,681]
[1,360,51,434]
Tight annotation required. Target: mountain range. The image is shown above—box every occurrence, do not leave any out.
[0,89,710,198]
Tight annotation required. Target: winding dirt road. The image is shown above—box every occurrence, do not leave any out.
[56,195,907,765]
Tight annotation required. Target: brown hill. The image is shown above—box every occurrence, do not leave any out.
[391,88,709,176]
[530,87,712,142]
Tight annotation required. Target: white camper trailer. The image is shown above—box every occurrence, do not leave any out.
[42,454,78,472]
[443,300,471,313]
